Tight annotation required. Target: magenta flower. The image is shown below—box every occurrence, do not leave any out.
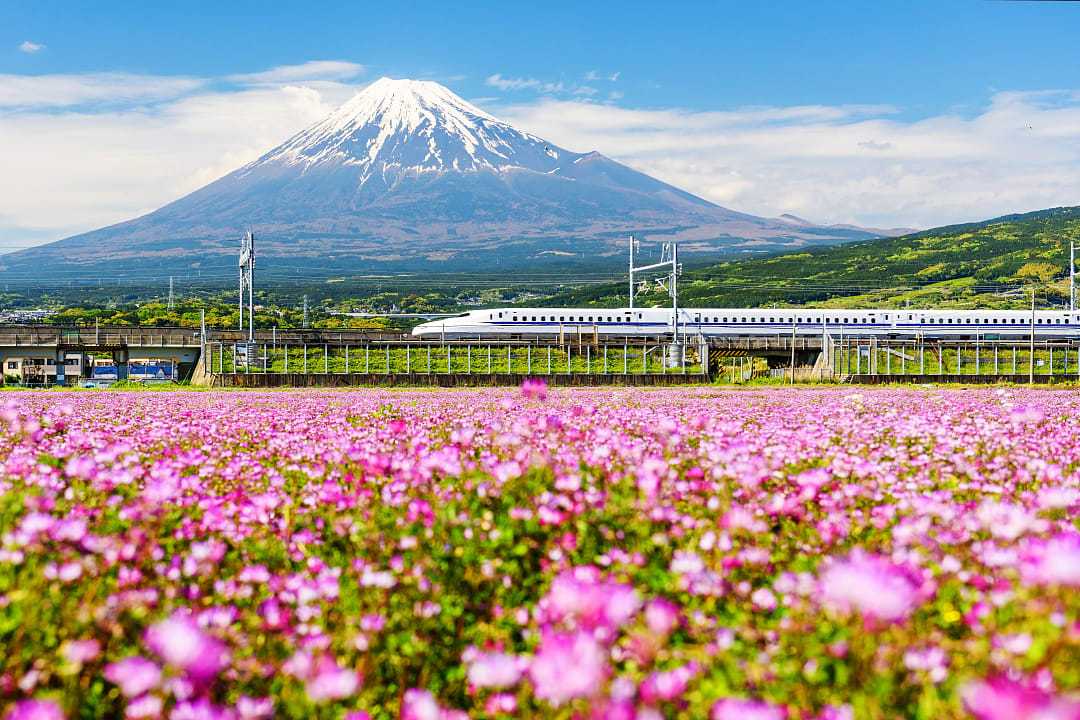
[819,551,920,622]
[401,689,467,720]
[236,697,273,720]
[643,598,680,636]
[1021,532,1080,587]
[3,700,64,720]
[303,655,361,702]
[528,630,607,706]
[639,662,699,703]
[520,378,548,401]
[711,698,788,720]
[144,614,228,684]
[483,694,517,714]
[168,699,236,720]
[543,566,641,633]
[962,676,1080,720]
[103,656,161,698]
[124,695,162,719]
[61,639,101,667]
[465,651,523,689]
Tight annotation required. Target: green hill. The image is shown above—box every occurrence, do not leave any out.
[553,206,1080,309]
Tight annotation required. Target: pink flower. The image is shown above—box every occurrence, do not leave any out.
[521,378,548,401]
[528,631,607,706]
[125,695,163,719]
[1021,532,1080,587]
[963,676,1080,720]
[483,694,517,714]
[4,700,64,720]
[711,698,788,720]
[466,651,522,689]
[104,656,161,698]
[643,598,680,636]
[819,551,920,622]
[61,639,101,666]
[401,689,440,720]
[144,614,228,684]
[236,697,273,720]
[751,587,778,611]
[303,655,360,702]
[639,662,699,703]
[543,566,641,633]
[168,699,236,720]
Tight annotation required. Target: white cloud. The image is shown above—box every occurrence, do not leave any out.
[584,70,619,82]
[0,72,361,246]
[0,72,203,108]
[496,90,1080,229]
[485,74,565,94]
[226,60,365,85]
[3,65,1080,247]
[18,41,45,54]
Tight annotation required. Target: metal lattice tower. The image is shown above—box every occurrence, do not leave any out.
[1071,240,1076,312]
[167,276,174,311]
[302,294,309,329]
[238,231,255,342]
[627,235,683,341]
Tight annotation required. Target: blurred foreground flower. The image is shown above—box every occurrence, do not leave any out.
[962,676,1080,720]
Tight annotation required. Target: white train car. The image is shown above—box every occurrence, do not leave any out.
[412,307,1080,339]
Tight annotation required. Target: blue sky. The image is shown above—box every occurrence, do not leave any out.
[4,0,1080,245]
[7,1,1080,117]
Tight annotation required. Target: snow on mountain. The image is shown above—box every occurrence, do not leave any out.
[2,78,884,276]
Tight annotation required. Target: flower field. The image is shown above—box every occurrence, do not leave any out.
[0,386,1078,719]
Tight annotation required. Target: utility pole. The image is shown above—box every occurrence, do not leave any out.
[628,235,635,309]
[1030,287,1036,385]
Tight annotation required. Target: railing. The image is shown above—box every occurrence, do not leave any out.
[830,338,1080,380]
[0,325,203,347]
[204,340,709,378]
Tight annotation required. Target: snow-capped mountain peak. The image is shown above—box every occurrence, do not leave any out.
[250,76,565,185]
[5,77,887,277]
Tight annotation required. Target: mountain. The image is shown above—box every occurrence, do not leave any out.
[775,213,917,238]
[2,77,890,278]
[551,206,1080,309]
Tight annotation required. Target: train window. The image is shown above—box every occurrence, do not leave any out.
[637,313,642,319]
[498,312,503,318]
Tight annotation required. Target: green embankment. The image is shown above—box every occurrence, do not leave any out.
[552,206,1080,309]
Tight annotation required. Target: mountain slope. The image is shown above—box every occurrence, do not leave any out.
[553,206,1080,309]
[2,78,888,278]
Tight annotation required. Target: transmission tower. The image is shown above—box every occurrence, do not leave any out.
[238,231,255,342]
[302,294,309,329]
[167,276,174,311]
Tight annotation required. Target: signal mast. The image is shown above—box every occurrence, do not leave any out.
[628,235,683,342]
[239,231,255,343]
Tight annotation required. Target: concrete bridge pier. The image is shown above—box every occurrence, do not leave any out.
[112,349,129,380]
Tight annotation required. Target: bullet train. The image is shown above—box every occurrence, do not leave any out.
[412,307,1080,339]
